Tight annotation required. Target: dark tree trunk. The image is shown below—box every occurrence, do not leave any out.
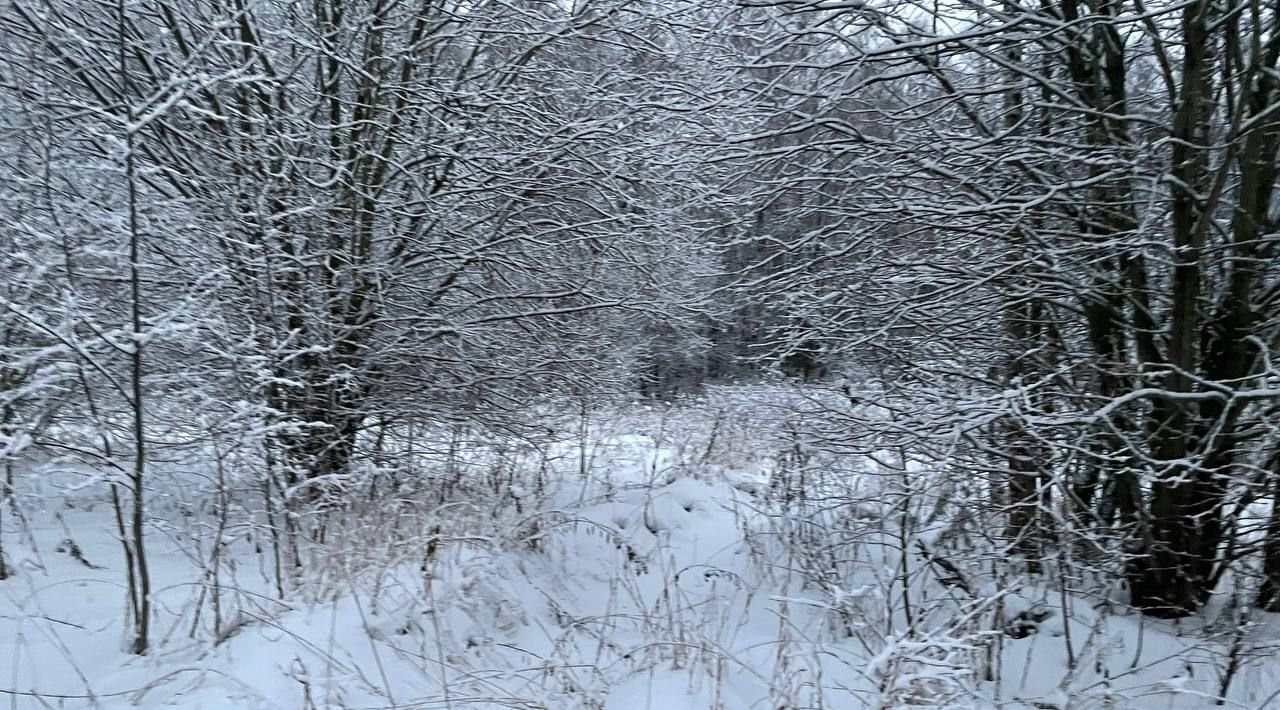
[1130,461,1218,616]
[1126,0,1218,618]
[1002,296,1051,573]
[1005,450,1050,573]
[0,458,8,581]
[1258,476,1280,611]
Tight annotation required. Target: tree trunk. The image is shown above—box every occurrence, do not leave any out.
[0,458,9,581]
[1257,475,1280,611]
[1002,295,1050,573]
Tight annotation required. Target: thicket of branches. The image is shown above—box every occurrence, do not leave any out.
[2,0,1279,661]
[725,0,1280,619]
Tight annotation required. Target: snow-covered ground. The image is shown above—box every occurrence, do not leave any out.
[2,393,1279,709]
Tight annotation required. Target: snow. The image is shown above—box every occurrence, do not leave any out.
[3,396,1280,709]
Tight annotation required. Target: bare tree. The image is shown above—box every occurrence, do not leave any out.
[728,0,1280,616]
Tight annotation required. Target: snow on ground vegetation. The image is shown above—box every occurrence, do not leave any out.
[2,386,1278,709]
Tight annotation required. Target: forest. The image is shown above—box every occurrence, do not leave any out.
[2,0,1280,707]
